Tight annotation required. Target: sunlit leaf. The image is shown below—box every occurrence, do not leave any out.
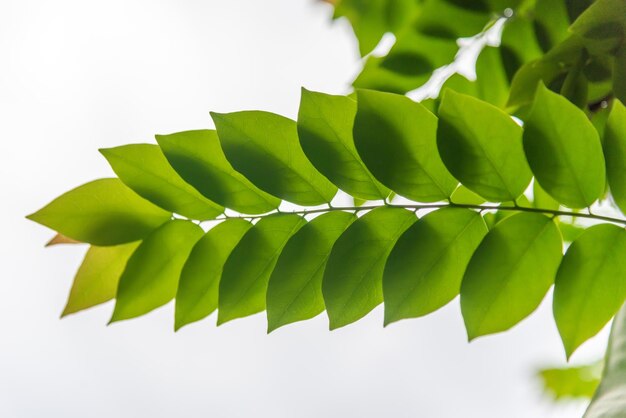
[604,100,626,214]
[554,224,626,358]
[323,207,417,329]
[523,83,605,208]
[438,89,531,202]
[354,89,457,202]
[211,111,337,206]
[27,178,171,246]
[100,144,223,220]
[539,361,602,400]
[156,130,280,214]
[218,214,306,325]
[110,220,204,323]
[384,208,487,325]
[62,242,140,317]
[461,213,562,340]
[297,89,389,200]
[266,211,356,332]
[174,219,252,331]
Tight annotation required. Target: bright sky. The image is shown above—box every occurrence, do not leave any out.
[0,1,607,417]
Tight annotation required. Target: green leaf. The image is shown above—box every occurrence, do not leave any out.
[218,214,306,325]
[353,89,457,202]
[174,219,252,331]
[554,224,626,358]
[211,111,337,206]
[450,185,486,205]
[461,213,562,340]
[605,100,626,214]
[297,89,389,200]
[584,303,626,417]
[437,89,531,202]
[523,83,605,208]
[533,180,560,211]
[27,178,171,246]
[614,45,626,105]
[100,144,223,220]
[62,242,140,317]
[558,222,586,243]
[539,361,602,400]
[323,207,417,330]
[383,208,488,325]
[569,0,626,55]
[110,220,204,323]
[156,130,280,214]
[266,211,356,332]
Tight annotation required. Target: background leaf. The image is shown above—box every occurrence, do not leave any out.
[353,89,457,202]
[156,130,280,214]
[539,361,602,400]
[604,100,626,214]
[218,214,306,325]
[174,219,252,331]
[297,89,389,200]
[437,89,531,202]
[62,242,140,317]
[384,208,488,325]
[100,144,223,220]
[323,207,417,329]
[554,224,626,358]
[266,211,356,332]
[211,111,337,206]
[110,220,204,323]
[461,213,562,340]
[523,83,605,208]
[27,178,171,245]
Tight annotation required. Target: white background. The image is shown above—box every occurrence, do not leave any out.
[0,1,607,417]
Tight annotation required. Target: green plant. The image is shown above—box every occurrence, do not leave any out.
[28,0,626,415]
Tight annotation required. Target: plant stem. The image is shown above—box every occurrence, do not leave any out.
[202,202,626,226]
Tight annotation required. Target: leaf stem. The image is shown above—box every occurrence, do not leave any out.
[203,202,626,226]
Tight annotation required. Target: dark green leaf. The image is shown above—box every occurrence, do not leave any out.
[584,303,626,417]
[297,89,388,200]
[174,219,252,331]
[384,208,488,325]
[353,89,457,202]
[461,213,562,340]
[27,178,171,246]
[604,100,626,214]
[110,220,204,323]
[438,89,531,202]
[523,83,605,208]
[323,207,417,330]
[569,0,626,55]
[614,44,626,104]
[211,111,337,206]
[266,211,356,332]
[100,144,223,220]
[62,242,140,317]
[218,214,306,325]
[156,130,280,214]
[554,224,626,358]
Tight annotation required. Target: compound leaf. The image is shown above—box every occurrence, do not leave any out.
[211,111,337,206]
[218,214,306,325]
[156,130,280,214]
[27,178,171,246]
[554,224,626,359]
[323,207,417,330]
[266,211,356,332]
[461,213,562,340]
[384,208,488,325]
[174,218,252,331]
[100,144,223,220]
[111,220,204,323]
